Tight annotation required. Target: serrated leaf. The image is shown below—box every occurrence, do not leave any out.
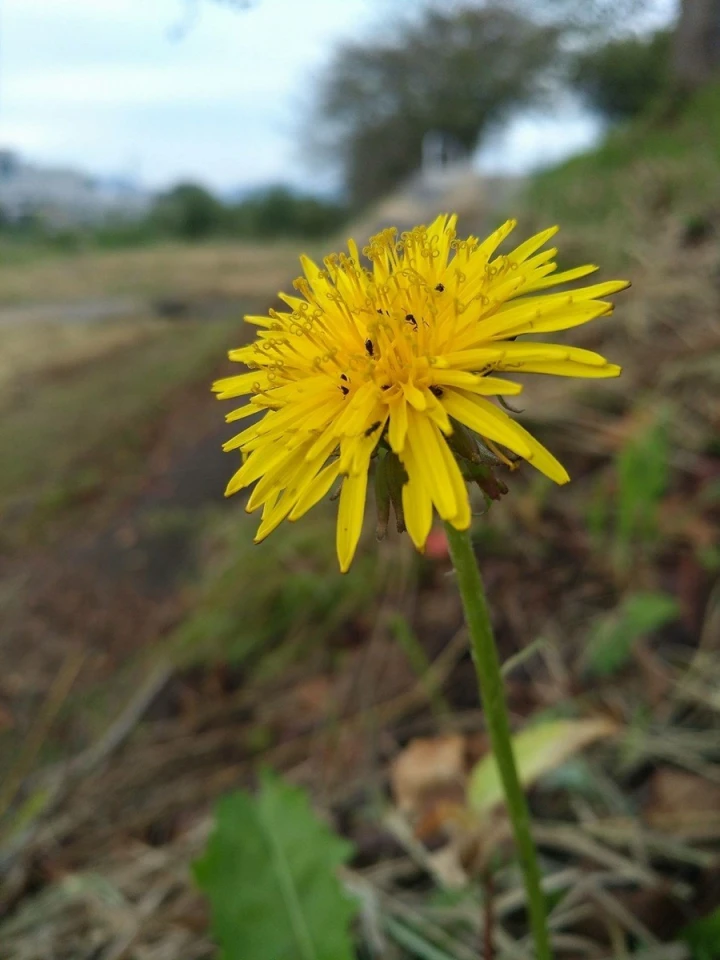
[586,592,680,677]
[468,718,617,816]
[194,770,358,960]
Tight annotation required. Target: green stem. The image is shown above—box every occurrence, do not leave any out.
[444,522,552,960]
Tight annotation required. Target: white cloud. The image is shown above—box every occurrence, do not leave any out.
[0,0,372,190]
[8,63,291,106]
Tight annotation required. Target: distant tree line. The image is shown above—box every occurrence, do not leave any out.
[149,183,347,241]
[0,182,349,251]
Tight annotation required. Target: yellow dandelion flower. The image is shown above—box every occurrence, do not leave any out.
[214,215,628,572]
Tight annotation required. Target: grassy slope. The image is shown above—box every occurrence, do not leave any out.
[525,83,720,265]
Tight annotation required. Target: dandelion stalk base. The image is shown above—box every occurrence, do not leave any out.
[443,521,552,960]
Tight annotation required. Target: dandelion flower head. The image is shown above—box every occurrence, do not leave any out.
[214,216,628,571]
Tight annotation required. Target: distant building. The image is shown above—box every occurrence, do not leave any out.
[0,150,151,226]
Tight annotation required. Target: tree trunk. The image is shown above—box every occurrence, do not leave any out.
[672,0,720,91]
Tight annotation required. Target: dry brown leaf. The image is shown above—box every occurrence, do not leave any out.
[644,767,720,835]
[390,735,466,818]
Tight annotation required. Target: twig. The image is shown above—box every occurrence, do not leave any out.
[71,661,173,777]
[588,885,659,946]
[501,636,547,679]
[101,881,172,960]
[532,823,671,890]
[0,660,173,869]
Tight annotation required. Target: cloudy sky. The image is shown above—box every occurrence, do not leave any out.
[1,0,676,195]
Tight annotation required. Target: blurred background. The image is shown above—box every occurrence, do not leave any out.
[1,0,719,956]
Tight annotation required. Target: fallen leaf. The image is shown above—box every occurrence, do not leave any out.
[468,717,618,816]
[391,735,466,817]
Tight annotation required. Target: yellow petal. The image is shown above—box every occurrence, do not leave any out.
[254,496,295,541]
[475,301,614,344]
[448,391,570,484]
[437,431,471,530]
[505,225,558,265]
[289,460,341,520]
[225,402,263,423]
[402,380,426,410]
[212,372,268,399]
[388,395,409,453]
[336,471,368,573]
[225,441,293,495]
[505,360,621,378]
[441,390,532,459]
[523,264,598,292]
[406,410,457,520]
[400,443,433,550]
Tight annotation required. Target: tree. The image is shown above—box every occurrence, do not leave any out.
[229,186,348,239]
[672,0,720,91]
[308,5,559,208]
[571,29,672,120]
[151,182,227,240]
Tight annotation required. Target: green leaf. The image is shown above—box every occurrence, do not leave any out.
[468,717,617,815]
[616,412,669,553]
[194,770,358,960]
[680,906,720,960]
[586,591,680,677]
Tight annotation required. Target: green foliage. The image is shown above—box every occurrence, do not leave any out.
[681,906,720,960]
[150,182,347,243]
[384,916,461,960]
[389,614,450,717]
[586,410,670,569]
[570,30,672,121]
[0,181,347,253]
[585,592,680,676]
[194,770,358,960]
[310,4,559,206]
[170,506,379,674]
[231,186,348,240]
[151,182,231,240]
[526,81,720,261]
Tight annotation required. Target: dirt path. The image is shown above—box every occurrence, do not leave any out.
[0,371,234,755]
[0,298,143,327]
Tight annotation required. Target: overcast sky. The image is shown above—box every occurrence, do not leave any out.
[1,0,677,195]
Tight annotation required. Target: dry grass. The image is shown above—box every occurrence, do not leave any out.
[0,318,163,402]
[0,315,241,522]
[0,241,297,306]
